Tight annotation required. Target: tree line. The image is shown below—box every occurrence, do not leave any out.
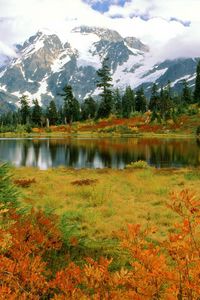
[0,58,200,129]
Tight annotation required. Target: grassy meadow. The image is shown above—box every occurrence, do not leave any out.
[12,165,200,266]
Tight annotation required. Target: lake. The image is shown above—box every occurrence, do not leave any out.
[0,137,199,169]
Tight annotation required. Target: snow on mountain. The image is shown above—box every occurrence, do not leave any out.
[72,26,123,42]
[0,69,6,78]
[69,29,101,68]
[170,75,191,87]
[0,26,198,111]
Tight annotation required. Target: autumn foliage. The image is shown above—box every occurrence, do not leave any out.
[0,208,61,299]
[13,178,36,188]
[1,164,200,299]
[71,178,98,186]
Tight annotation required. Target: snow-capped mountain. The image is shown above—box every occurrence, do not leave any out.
[0,26,198,110]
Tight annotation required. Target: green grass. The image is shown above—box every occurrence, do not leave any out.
[184,170,200,180]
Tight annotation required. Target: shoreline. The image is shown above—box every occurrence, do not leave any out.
[0,131,197,139]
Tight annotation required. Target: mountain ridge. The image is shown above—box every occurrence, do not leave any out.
[0,26,198,111]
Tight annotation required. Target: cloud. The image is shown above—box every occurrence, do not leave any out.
[0,0,199,62]
[106,0,200,22]
[105,0,200,60]
[0,0,117,43]
[0,40,17,56]
[155,21,200,60]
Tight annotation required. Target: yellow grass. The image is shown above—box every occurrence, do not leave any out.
[12,166,200,242]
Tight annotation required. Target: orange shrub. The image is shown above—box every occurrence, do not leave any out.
[0,209,62,299]
[14,178,36,188]
[71,179,98,186]
[1,189,200,299]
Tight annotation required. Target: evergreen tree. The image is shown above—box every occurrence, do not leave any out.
[182,80,192,104]
[122,86,135,118]
[0,111,17,127]
[19,95,30,125]
[135,87,147,113]
[81,96,97,120]
[159,83,174,120]
[72,98,80,122]
[113,88,122,117]
[12,112,20,126]
[32,99,42,126]
[96,58,113,118]
[193,60,200,104]
[57,107,63,125]
[165,81,172,100]
[47,100,58,125]
[149,83,160,112]
[61,85,80,124]
[1,113,8,126]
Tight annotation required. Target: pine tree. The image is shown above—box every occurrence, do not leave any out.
[81,97,97,120]
[193,60,200,104]
[113,88,122,117]
[19,95,30,125]
[149,83,160,112]
[122,86,135,118]
[182,80,192,104]
[135,87,147,113]
[47,100,58,125]
[57,107,63,125]
[32,99,42,126]
[61,85,80,124]
[159,83,174,120]
[96,58,113,118]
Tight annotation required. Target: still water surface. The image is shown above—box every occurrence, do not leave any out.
[0,137,199,169]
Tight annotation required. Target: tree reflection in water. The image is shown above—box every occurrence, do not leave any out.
[0,137,199,169]
[196,138,200,148]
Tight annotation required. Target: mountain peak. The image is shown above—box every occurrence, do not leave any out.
[22,29,58,49]
[37,28,54,35]
[72,26,123,42]
[19,30,63,60]
[124,37,149,52]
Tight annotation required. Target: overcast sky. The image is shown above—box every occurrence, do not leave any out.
[0,0,200,62]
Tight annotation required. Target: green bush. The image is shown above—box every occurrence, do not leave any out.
[14,124,26,133]
[25,124,33,133]
[187,107,199,116]
[126,160,150,169]
[116,125,134,134]
[45,127,52,133]
[130,111,142,118]
[98,125,134,134]
[0,125,16,133]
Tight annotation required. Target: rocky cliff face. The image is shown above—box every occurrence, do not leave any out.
[0,26,198,110]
